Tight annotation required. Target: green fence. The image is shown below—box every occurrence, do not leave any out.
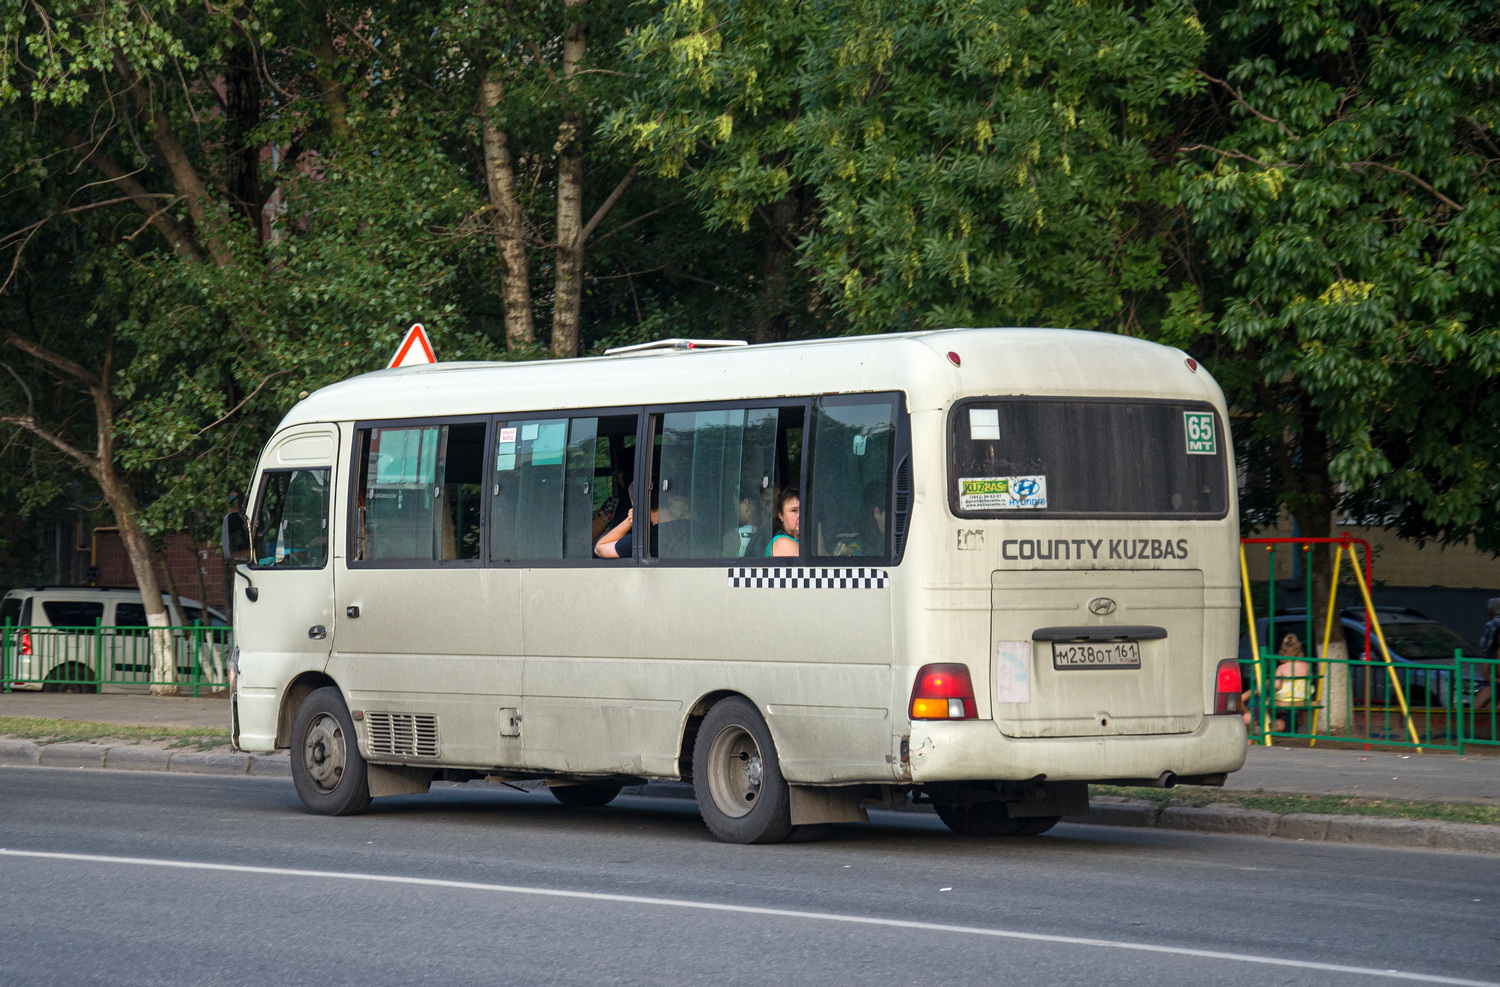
[1247,649,1500,753]
[0,622,232,696]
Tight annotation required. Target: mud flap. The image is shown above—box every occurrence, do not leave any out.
[789,785,869,825]
[367,763,434,798]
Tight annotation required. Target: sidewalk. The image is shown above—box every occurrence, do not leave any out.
[1229,744,1500,804]
[0,690,229,730]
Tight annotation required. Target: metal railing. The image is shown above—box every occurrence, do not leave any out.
[1246,648,1499,752]
[1242,534,1499,753]
[0,622,232,696]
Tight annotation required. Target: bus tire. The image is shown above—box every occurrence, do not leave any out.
[933,800,1028,837]
[290,686,371,816]
[1017,815,1061,836]
[692,697,793,845]
[549,781,624,808]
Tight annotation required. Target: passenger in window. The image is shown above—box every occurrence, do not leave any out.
[856,481,887,556]
[594,485,658,559]
[765,486,800,558]
[723,482,767,557]
[658,491,693,557]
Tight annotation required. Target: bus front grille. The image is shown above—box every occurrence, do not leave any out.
[365,711,440,758]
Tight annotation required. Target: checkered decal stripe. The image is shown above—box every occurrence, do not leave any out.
[727,567,889,589]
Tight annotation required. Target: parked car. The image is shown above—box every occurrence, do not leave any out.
[1238,606,1486,710]
[0,586,229,693]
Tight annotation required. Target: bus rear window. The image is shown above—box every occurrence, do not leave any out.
[948,399,1228,518]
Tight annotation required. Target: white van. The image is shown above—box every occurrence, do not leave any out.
[0,586,229,693]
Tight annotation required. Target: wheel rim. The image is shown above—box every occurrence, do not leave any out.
[304,712,347,792]
[706,723,763,819]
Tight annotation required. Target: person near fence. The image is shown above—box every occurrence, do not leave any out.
[1271,634,1313,733]
[1475,598,1500,712]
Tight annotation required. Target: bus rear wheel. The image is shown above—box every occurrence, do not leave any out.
[1016,815,1061,835]
[290,686,371,816]
[692,697,793,844]
[933,800,1029,837]
[549,780,624,808]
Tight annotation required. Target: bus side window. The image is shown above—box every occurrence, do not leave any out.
[491,414,637,562]
[654,407,788,560]
[356,424,481,563]
[255,468,331,568]
[808,398,896,560]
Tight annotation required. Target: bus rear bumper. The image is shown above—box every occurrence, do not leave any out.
[908,715,1247,784]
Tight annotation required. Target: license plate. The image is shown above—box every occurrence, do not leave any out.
[1052,641,1141,669]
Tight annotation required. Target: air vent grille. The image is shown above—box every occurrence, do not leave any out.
[892,456,913,563]
[366,711,439,758]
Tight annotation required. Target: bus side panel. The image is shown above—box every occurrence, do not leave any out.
[519,566,898,784]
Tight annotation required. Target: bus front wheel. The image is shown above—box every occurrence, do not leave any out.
[290,686,372,816]
[692,697,793,844]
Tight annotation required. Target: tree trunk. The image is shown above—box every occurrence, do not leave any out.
[225,38,263,236]
[551,3,588,359]
[311,6,350,141]
[1284,395,1349,731]
[753,191,800,344]
[479,75,535,350]
[95,468,176,695]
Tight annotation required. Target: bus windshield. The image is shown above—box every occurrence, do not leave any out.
[949,398,1228,518]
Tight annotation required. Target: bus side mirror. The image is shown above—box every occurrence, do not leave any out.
[222,512,253,565]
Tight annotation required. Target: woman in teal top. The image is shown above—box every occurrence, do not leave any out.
[766,487,800,557]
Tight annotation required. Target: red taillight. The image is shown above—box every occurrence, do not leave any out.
[20,631,31,656]
[1214,659,1241,714]
[909,663,977,720]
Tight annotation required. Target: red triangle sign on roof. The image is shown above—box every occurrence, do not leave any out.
[387,323,436,369]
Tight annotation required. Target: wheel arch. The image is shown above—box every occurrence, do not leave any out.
[276,671,339,749]
[678,689,753,783]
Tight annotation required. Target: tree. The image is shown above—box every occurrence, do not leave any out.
[620,0,1206,335]
[0,0,493,690]
[1175,0,1500,655]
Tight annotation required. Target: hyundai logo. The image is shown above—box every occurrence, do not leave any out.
[1088,597,1117,616]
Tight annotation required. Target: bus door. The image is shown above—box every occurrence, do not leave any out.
[332,419,522,769]
[239,425,340,697]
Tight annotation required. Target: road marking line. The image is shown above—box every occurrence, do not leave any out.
[1,848,1491,986]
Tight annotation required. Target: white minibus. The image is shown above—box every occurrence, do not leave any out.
[223,328,1247,843]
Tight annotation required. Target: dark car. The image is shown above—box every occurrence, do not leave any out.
[1238,607,1486,709]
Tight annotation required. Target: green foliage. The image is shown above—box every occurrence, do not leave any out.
[1180,0,1500,549]
[0,0,1496,566]
[622,0,1206,332]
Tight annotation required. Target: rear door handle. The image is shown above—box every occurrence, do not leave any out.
[308,625,327,640]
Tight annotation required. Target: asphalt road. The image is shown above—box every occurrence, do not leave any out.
[1,768,1495,987]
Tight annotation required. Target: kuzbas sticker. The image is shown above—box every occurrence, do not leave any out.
[959,475,1047,510]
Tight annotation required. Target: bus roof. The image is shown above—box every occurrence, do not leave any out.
[281,327,1223,429]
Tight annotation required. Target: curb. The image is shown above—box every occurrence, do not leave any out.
[0,738,289,777]
[1064,797,1500,855]
[4,738,1496,854]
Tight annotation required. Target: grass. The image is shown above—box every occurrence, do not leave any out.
[1092,784,1500,827]
[0,715,231,751]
